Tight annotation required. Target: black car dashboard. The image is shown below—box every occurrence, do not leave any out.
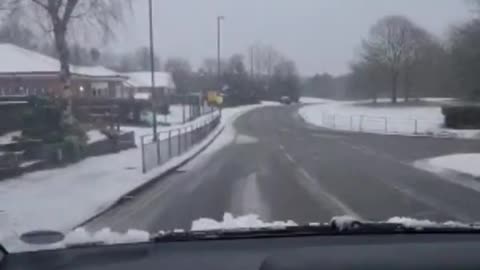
[1,233,480,270]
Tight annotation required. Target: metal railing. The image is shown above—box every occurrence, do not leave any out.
[140,112,221,173]
[319,112,453,137]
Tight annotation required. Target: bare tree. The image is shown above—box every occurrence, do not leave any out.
[246,43,284,77]
[0,17,39,50]
[165,57,193,93]
[400,26,436,101]
[363,15,423,103]
[134,46,161,71]
[5,0,130,111]
[271,59,300,101]
[450,18,480,98]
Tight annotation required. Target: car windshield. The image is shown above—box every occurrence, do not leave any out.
[1,0,480,252]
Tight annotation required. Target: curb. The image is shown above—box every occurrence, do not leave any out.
[75,124,226,228]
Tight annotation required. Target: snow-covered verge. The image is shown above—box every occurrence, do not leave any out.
[298,99,480,139]
[0,104,268,252]
[417,154,480,178]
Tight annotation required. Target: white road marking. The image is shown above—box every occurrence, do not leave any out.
[371,174,471,221]
[235,134,259,144]
[284,153,295,164]
[297,167,361,219]
[231,173,270,219]
[311,133,345,139]
[278,143,361,219]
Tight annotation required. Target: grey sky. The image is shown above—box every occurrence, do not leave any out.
[117,0,472,76]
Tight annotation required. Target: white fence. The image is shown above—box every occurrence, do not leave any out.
[320,112,450,136]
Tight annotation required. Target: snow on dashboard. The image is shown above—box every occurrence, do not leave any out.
[191,213,297,231]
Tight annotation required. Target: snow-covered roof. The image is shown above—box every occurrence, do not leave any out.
[124,72,176,89]
[0,43,125,79]
[133,92,151,100]
[71,65,121,77]
[0,44,60,73]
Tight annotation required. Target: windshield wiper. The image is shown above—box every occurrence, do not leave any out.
[151,219,480,242]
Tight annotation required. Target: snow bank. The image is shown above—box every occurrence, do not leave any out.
[298,99,480,139]
[421,154,480,177]
[0,104,269,252]
[191,213,297,231]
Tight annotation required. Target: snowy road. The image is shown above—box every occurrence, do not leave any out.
[85,105,480,232]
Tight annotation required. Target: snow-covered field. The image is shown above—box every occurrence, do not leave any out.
[0,104,268,251]
[299,96,331,104]
[299,99,480,139]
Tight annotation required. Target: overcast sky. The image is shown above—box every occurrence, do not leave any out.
[115,0,472,76]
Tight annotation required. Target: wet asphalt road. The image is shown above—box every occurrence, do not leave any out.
[85,104,480,232]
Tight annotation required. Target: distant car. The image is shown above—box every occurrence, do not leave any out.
[280,96,292,105]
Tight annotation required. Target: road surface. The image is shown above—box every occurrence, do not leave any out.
[86,104,480,232]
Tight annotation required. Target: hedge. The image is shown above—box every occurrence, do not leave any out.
[442,105,480,129]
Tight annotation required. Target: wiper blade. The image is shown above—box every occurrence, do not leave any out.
[151,219,480,242]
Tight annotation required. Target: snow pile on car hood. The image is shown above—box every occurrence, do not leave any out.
[2,228,150,253]
[191,214,476,232]
[63,227,150,246]
[386,217,473,228]
[191,213,297,231]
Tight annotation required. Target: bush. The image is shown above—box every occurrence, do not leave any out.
[442,105,480,129]
[62,135,86,162]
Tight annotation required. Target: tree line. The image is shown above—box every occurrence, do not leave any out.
[304,1,480,103]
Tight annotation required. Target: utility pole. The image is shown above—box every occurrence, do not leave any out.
[148,0,158,141]
[217,16,224,89]
[250,47,254,78]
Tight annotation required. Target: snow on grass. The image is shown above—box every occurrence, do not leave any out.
[122,111,219,145]
[421,154,480,177]
[162,105,192,124]
[298,99,480,139]
[0,104,269,252]
[261,100,282,106]
[299,97,332,104]
[191,213,297,231]
[86,130,106,144]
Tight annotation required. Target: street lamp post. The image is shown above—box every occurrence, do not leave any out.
[217,16,224,116]
[148,0,158,141]
[217,16,224,88]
